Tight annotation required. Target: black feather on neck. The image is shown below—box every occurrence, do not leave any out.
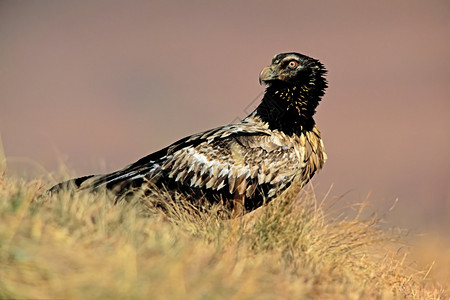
[255,70,327,136]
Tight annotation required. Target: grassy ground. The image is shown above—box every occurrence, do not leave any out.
[0,173,446,299]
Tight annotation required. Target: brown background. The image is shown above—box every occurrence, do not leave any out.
[1,1,449,235]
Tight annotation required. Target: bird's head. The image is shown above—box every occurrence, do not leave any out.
[259,52,327,88]
[255,52,328,134]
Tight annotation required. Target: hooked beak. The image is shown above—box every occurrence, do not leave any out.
[259,65,277,85]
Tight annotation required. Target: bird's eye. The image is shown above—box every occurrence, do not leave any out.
[288,60,298,70]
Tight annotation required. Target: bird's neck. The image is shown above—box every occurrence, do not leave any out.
[254,82,322,135]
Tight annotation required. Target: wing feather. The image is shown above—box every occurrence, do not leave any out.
[65,122,325,204]
[158,132,303,198]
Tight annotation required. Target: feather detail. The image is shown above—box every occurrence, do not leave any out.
[228,167,238,193]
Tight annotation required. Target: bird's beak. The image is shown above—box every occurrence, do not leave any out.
[259,65,276,85]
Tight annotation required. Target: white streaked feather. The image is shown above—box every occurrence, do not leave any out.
[175,169,187,182]
[216,179,226,190]
[218,168,229,178]
[189,173,198,186]
[205,176,215,189]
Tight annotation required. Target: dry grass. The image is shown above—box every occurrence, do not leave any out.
[0,173,446,299]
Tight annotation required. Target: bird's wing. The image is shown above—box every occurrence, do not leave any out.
[159,132,303,198]
[77,123,270,190]
[76,123,318,200]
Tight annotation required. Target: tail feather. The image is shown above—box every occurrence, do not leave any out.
[48,163,157,196]
[48,175,96,194]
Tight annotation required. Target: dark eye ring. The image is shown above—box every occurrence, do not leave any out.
[288,60,298,69]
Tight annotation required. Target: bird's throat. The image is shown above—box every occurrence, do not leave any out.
[255,84,318,135]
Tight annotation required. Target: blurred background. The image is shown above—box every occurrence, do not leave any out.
[0,0,449,262]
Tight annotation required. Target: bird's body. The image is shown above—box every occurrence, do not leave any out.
[51,52,328,215]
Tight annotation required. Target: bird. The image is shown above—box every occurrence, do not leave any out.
[50,52,328,216]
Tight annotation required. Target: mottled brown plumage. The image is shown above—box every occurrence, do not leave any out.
[50,52,328,215]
